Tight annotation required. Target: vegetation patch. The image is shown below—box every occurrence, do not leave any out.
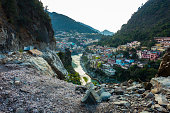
[83,77,88,83]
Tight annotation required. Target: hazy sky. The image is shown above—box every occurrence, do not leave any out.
[41,0,148,32]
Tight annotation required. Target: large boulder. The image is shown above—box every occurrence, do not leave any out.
[100,92,111,101]
[27,57,56,76]
[150,76,170,93]
[156,48,170,77]
[42,50,68,80]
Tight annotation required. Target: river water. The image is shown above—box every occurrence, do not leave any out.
[72,54,91,85]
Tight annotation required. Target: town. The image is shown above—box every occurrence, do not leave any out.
[82,37,170,76]
[55,31,100,54]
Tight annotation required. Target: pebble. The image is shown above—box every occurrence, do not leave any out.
[145,92,154,98]
[16,108,25,113]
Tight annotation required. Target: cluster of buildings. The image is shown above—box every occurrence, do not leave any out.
[117,41,141,51]
[55,31,99,54]
[136,50,160,61]
[86,45,138,76]
[85,38,170,75]
[151,37,170,52]
[56,41,83,54]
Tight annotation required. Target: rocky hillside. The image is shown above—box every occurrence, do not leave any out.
[0,61,170,112]
[0,0,55,52]
[0,49,170,112]
[99,0,170,47]
[48,12,98,34]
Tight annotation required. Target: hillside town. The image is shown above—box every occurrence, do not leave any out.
[83,37,170,76]
[55,31,99,54]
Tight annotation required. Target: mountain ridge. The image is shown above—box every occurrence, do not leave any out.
[98,0,170,47]
[48,12,98,34]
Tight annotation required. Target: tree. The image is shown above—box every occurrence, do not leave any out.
[2,0,18,24]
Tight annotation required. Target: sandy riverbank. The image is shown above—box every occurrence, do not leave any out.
[72,54,91,85]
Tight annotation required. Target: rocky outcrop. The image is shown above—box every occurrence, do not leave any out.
[0,50,68,79]
[150,76,170,93]
[27,57,57,77]
[42,50,68,80]
[0,0,55,52]
[58,48,76,74]
[157,48,170,77]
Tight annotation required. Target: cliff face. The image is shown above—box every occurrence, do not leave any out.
[0,0,55,52]
[157,48,170,77]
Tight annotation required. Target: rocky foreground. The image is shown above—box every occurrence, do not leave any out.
[0,51,170,113]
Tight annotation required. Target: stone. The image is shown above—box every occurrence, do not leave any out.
[146,101,154,108]
[114,89,124,95]
[114,101,130,107]
[155,94,169,106]
[156,49,170,77]
[140,111,150,113]
[137,88,145,94]
[86,82,95,89]
[143,82,153,90]
[8,52,14,55]
[75,86,87,94]
[121,81,129,86]
[27,57,56,76]
[42,50,68,79]
[150,77,170,93]
[133,94,142,98]
[101,84,106,87]
[0,54,6,59]
[126,84,142,91]
[151,88,160,94]
[167,104,170,110]
[14,77,21,85]
[97,87,106,96]
[16,108,25,113]
[145,92,154,98]
[100,92,111,101]
[32,108,39,113]
[28,49,43,56]
[154,104,168,112]
[110,89,115,94]
[81,89,101,104]
[128,79,134,84]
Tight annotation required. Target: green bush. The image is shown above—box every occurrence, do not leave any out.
[83,77,88,83]
[67,72,81,85]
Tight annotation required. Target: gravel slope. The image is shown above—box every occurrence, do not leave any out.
[0,64,89,112]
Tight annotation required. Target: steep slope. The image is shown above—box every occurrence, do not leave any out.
[99,0,170,47]
[0,0,55,52]
[48,12,98,34]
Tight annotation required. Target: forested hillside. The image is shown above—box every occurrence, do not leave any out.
[99,0,170,47]
[48,12,98,34]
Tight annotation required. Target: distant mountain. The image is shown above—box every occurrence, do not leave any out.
[48,12,98,34]
[100,30,114,36]
[99,0,170,47]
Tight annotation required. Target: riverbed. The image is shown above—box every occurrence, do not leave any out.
[72,54,91,85]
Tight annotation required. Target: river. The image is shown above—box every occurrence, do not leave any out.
[72,54,91,85]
